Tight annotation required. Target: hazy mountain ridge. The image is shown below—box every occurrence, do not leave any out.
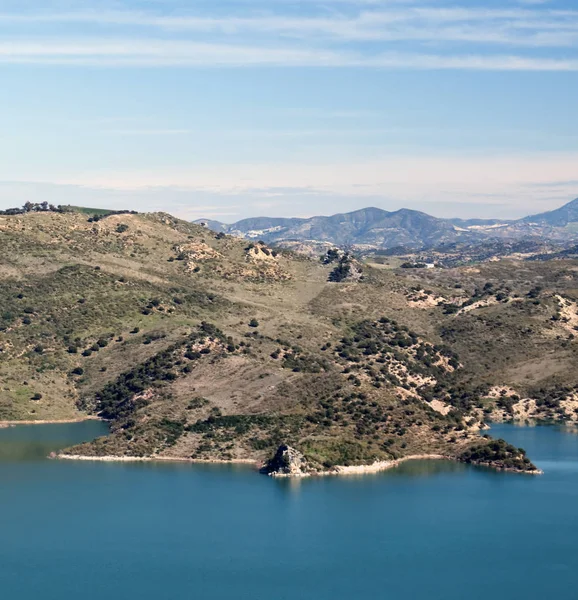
[195,198,578,250]
[522,197,578,227]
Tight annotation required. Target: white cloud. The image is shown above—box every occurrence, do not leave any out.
[2,10,578,48]
[0,38,577,70]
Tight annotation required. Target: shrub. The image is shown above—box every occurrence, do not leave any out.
[187,397,209,410]
[328,260,351,282]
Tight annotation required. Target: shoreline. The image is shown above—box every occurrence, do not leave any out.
[55,453,257,465]
[330,454,447,476]
[56,452,542,476]
[272,454,449,478]
[0,417,104,428]
[463,460,543,476]
[56,453,444,473]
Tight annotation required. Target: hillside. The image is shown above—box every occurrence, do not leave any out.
[196,197,578,252]
[2,208,578,474]
[522,197,578,227]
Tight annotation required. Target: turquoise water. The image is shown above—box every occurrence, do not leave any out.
[1,422,577,600]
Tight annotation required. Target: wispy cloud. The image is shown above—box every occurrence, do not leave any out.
[0,38,577,70]
[1,162,576,221]
[0,1,574,222]
[24,151,577,200]
[0,1,577,69]
[2,7,578,47]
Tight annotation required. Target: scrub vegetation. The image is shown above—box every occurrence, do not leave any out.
[2,208,577,472]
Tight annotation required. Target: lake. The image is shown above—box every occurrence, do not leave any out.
[0,421,576,600]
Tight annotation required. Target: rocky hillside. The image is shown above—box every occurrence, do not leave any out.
[2,207,578,474]
[196,198,578,251]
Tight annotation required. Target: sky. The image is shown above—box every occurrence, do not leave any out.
[0,0,577,222]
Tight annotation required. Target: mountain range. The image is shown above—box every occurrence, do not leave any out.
[195,197,578,250]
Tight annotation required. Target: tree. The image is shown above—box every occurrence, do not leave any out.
[328,257,351,282]
[322,248,340,264]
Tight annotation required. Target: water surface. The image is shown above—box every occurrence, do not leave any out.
[0,420,109,461]
[0,422,576,600]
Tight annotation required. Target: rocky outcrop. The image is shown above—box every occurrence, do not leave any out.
[261,445,313,477]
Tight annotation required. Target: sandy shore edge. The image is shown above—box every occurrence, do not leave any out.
[56,453,447,475]
[54,453,541,476]
[267,454,449,478]
[56,454,257,465]
[330,454,447,476]
[329,455,543,477]
[0,417,103,428]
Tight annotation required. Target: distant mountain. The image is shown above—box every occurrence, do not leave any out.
[194,218,229,233]
[195,198,578,250]
[195,207,485,249]
[448,218,513,227]
[522,197,578,227]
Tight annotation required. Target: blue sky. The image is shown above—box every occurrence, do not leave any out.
[0,0,577,221]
